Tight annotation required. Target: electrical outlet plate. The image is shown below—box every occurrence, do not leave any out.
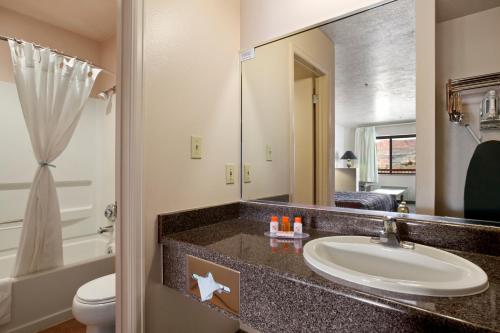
[225,164,235,184]
[243,164,251,183]
[265,144,272,161]
[191,136,202,159]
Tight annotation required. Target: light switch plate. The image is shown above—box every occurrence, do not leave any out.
[243,164,251,183]
[225,164,235,184]
[191,136,202,159]
[265,144,272,161]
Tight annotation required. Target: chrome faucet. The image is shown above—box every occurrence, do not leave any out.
[371,216,414,249]
[380,216,400,247]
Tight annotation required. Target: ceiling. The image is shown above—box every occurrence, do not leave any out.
[321,0,416,128]
[0,0,117,42]
[436,0,500,23]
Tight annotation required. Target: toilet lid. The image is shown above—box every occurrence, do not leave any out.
[77,273,115,304]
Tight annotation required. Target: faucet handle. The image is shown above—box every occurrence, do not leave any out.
[382,216,397,233]
[104,202,117,223]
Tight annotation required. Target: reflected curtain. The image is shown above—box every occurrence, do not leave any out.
[8,40,100,277]
[355,126,379,184]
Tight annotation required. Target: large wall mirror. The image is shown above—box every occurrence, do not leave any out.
[242,0,500,225]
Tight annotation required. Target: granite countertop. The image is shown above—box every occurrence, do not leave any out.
[163,218,500,332]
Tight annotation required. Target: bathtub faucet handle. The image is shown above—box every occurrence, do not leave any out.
[104,202,117,223]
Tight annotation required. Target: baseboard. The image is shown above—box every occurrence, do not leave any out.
[5,308,73,333]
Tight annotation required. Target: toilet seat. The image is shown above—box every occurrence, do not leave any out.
[76,273,115,305]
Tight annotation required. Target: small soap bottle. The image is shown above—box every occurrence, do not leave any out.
[281,216,290,232]
[270,215,279,234]
[293,217,302,234]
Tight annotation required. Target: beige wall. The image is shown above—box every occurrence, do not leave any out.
[415,0,436,215]
[436,7,500,217]
[335,124,356,167]
[97,36,117,94]
[0,7,116,95]
[142,0,241,331]
[242,28,333,201]
[240,0,387,49]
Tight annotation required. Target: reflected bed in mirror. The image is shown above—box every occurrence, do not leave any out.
[241,0,500,226]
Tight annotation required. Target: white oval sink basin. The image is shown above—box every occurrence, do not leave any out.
[303,236,488,297]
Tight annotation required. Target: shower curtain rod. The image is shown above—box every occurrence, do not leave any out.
[357,121,417,128]
[0,34,115,76]
[101,85,116,95]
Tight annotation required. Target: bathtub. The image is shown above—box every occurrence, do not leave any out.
[0,234,115,333]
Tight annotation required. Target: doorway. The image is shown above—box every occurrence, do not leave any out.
[292,56,329,205]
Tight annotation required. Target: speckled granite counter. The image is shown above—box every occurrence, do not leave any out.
[159,202,500,333]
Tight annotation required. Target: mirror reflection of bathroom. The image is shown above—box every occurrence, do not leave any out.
[0,1,117,332]
[242,0,500,222]
[242,0,417,214]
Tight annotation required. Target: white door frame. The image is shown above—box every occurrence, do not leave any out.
[116,0,145,331]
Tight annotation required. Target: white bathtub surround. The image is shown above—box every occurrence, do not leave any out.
[0,278,12,325]
[8,40,101,277]
[0,85,116,253]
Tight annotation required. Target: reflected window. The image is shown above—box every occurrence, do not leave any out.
[376,135,416,174]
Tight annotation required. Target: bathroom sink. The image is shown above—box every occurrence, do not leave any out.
[303,236,488,297]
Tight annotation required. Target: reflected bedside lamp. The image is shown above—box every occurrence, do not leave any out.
[341,151,357,168]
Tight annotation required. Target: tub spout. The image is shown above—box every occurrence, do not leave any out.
[98,225,113,234]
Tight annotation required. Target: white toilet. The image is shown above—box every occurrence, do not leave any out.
[72,273,116,333]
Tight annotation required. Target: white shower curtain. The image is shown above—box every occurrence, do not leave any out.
[355,126,379,184]
[8,40,100,277]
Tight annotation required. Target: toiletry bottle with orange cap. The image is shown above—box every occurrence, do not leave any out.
[270,215,279,234]
[281,216,290,232]
[293,216,302,234]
